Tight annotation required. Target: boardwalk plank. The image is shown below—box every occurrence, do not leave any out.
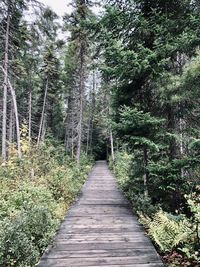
[37,161,163,266]
[42,248,160,258]
[39,255,161,266]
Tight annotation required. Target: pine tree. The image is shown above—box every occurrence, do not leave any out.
[63,0,92,164]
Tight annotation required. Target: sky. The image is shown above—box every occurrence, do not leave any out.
[38,0,102,17]
[39,0,71,17]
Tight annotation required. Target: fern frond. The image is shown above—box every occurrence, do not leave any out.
[146,210,193,252]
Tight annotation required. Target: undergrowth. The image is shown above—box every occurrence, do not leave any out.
[0,134,93,267]
[110,151,200,266]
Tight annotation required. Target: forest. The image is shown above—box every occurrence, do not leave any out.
[0,0,200,266]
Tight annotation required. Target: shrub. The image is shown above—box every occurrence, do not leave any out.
[111,149,200,265]
[110,151,133,188]
[0,140,93,266]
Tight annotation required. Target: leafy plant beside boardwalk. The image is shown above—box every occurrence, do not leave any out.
[110,152,200,266]
[0,137,92,266]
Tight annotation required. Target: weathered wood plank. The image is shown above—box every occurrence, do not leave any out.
[50,241,154,251]
[42,248,160,258]
[38,255,161,266]
[37,161,163,266]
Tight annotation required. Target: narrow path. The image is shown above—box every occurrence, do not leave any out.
[38,161,163,267]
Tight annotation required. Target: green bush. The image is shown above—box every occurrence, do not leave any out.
[0,207,57,267]
[0,140,93,266]
[111,150,200,265]
[111,151,158,216]
[110,151,133,188]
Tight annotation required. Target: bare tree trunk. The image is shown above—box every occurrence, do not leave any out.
[64,97,69,149]
[110,130,115,162]
[41,114,46,142]
[88,69,96,154]
[71,108,75,158]
[37,78,48,146]
[8,80,21,158]
[71,131,74,158]
[76,45,85,166]
[28,90,32,142]
[143,147,149,198]
[86,118,90,154]
[2,12,10,161]
[1,67,22,158]
[9,104,13,143]
[76,95,83,165]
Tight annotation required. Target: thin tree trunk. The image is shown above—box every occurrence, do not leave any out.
[1,67,21,158]
[37,78,48,146]
[64,97,69,149]
[71,131,74,158]
[8,79,21,158]
[9,104,13,143]
[76,95,83,165]
[86,118,90,154]
[143,147,149,198]
[88,69,96,153]
[2,12,10,161]
[76,46,85,166]
[28,90,32,142]
[71,109,75,158]
[110,130,115,162]
[41,114,46,142]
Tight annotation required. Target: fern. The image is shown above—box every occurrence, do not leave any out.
[146,210,193,252]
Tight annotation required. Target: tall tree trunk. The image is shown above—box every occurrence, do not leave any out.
[143,147,149,198]
[86,118,90,154]
[8,79,21,158]
[9,104,13,143]
[86,71,96,154]
[41,114,46,142]
[110,130,115,162]
[89,69,96,153]
[64,97,69,149]
[71,107,75,158]
[2,12,10,161]
[37,78,48,146]
[76,94,83,165]
[76,45,85,166]
[71,128,74,158]
[28,90,32,142]
[167,103,177,160]
[1,67,21,158]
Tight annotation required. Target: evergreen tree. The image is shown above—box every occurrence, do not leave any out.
[63,0,93,164]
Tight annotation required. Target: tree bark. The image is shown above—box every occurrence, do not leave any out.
[1,66,22,158]
[86,71,96,154]
[110,130,115,162]
[9,104,13,143]
[76,44,85,166]
[143,147,149,198]
[28,90,32,142]
[37,78,48,146]
[2,11,10,161]
[89,70,96,153]
[76,95,83,165]
[86,118,90,154]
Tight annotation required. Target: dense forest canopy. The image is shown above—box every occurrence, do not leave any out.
[0,0,200,266]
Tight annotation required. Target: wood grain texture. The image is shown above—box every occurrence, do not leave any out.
[37,161,163,267]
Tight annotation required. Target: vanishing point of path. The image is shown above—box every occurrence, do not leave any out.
[38,161,163,267]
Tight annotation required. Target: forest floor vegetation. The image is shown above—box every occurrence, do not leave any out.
[0,136,93,267]
[110,151,200,267]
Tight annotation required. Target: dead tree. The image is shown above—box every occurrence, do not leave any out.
[2,9,10,160]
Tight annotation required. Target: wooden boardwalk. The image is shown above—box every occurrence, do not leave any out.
[38,161,163,267]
